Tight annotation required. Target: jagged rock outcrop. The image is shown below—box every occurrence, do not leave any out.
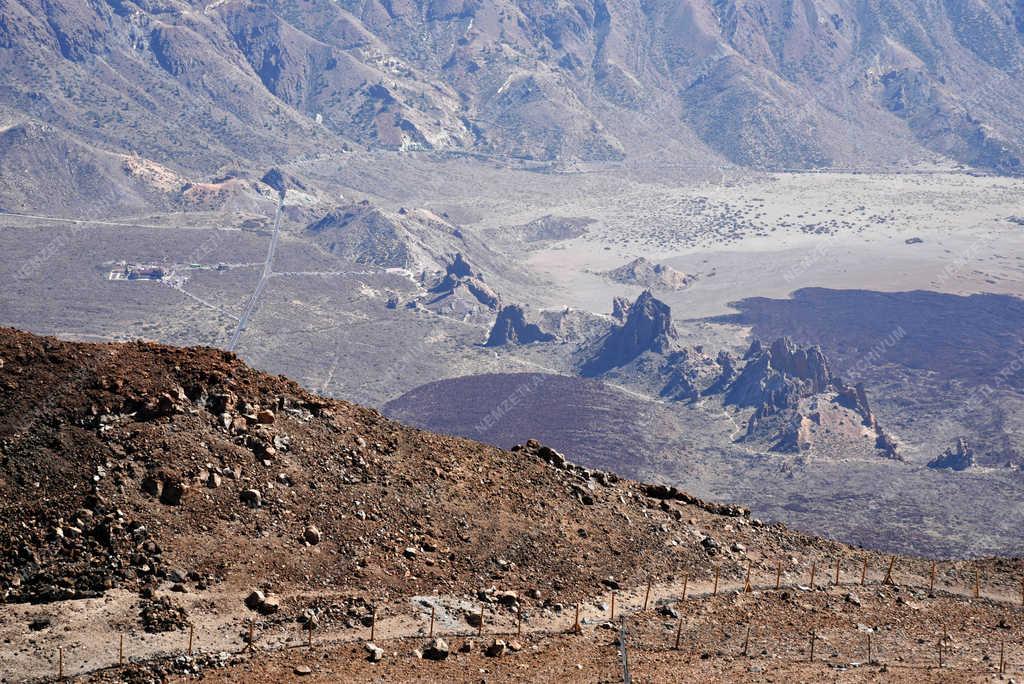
[702,351,737,396]
[611,296,632,322]
[603,257,695,290]
[660,351,701,402]
[485,305,555,346]
[725,338,832,411]
[728,338,898,459]
[928,437,976,471]
[582,291,678,376]
[428,253,500,310]
[834,382,877,428]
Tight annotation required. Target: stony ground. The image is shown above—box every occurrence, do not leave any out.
[1,327,1023,683]
[44,579,1024,683]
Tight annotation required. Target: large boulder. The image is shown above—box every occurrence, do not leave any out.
[422,637,450,660]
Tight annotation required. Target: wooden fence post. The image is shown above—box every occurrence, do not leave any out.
[861,557,868,586]
[119,634,124,667]
[929,561,936,595]
[610,592,616,620]
[743,625,751,656]
[834,557,841,586]
[682,573,689,601]
[188,624,194,656]
[974,568,980,599]
[643,578,652,611]
[744,561,752,593]
[517,610,523,637]
[809,630,816,662]
[574,603,581,634]
[370,606,376,642]
[713,567,719,596]
[429,604,435,638]
[867,632,872,664]
[883,556,895,585]
[674,614,684,650]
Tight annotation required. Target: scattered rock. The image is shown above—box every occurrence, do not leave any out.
[485,639,507,657]
[365,642,384,662]
[240,489,262,508]
[159,478,188,506]
[303,525,322,545]
[245,590,266,610]
[422,637,450,660]
[28,616,52,631]
[259,594,281,614]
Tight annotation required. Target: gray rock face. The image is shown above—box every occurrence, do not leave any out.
[582,291,678,376]
[928,437,976,471]
[834,382,877,428]
[611,296,632,322]
[702,351,738,396]
[485,305,555,346]
[428,253,500,310]
[725,337,832,410]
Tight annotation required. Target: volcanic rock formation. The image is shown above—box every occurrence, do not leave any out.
[928,437,976,471]
[722,338,897,458]
[725,338,832,410]
[427,253,500,310]
[485,305,555,346]
[603,257,695,290]
[582,291,678,376]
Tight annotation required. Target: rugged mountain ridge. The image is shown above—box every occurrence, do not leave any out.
[3,0,1024,216]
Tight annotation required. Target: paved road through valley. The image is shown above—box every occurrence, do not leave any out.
[228,200,283,351]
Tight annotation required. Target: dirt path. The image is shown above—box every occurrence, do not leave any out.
[6,563,1022,682]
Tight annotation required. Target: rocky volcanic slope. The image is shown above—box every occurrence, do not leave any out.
[0,325,814,608]
[2,328,1024,682]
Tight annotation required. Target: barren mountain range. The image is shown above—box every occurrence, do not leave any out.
[4,0,1024,216]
